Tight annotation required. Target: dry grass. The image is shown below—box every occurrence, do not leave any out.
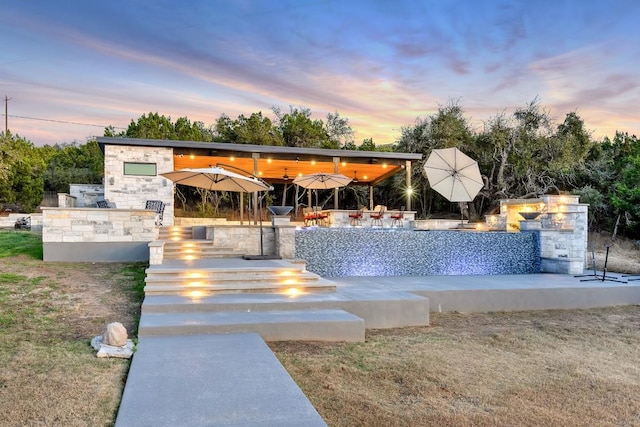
[0,232,144,427]
[271,307,640,426]
[589,232,640,274]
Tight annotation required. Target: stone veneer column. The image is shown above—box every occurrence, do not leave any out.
[538,195,589,274]
[103,145,175,225]
[275,226,296,259]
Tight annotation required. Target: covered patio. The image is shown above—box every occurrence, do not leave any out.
[97,137,422,217]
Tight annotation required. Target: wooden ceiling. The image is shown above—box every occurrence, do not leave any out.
[173,153,405,185]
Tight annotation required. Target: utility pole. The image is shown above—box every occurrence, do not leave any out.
[4,95,11,134]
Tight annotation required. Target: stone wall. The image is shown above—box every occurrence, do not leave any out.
[539,196,588,274]
[41,207,158,261]
[493,195,589,274]
[175,217,229,226]
[0,213,42,231]
[69,184,104,207]
[58,193,77,208]
[205,225,277,256]
[103,145,174,225]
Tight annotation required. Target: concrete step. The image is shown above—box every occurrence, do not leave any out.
[158,226,193,240]
[145,265,313,282]
[146,264,306,276]
[145,262,337,295]
[144,278,337,296]
[138,309,365,342]
[159,240,244,260]
[141,290,430,330]
[145,270,329,283]
[162,248,244,260]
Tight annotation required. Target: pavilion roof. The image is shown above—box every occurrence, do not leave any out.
[97,137,423,185]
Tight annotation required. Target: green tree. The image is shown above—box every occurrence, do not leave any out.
[214,112,283,145]
[611,154,640,237]
[605,133,640,237]
[109,112,213,141]
[41,140,104,193]
[0,131,45,212]
[273,106,328,148]
[477,100,593,202]
[325,111,354,149]
[173,117,213,141]
[358,138,376,151]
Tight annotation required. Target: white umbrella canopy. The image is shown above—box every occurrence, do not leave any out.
[424,148,483,202]
[292,173,352,190]
[161,167,271,193]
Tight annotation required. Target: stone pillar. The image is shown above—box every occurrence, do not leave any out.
[275,226,296,259]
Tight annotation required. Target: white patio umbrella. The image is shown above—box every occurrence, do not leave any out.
[423,148,483,202]
[293,173,352,210]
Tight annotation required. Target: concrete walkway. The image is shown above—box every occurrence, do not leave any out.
[115,333,326,427]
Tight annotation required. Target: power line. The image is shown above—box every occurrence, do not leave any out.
[0,113,126,129]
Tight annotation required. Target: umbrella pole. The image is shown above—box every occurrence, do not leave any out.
[259,193,264,256]
[243,191,280,260]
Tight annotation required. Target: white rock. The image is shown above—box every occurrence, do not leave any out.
[103,322,128,347]
[91,335,135,359]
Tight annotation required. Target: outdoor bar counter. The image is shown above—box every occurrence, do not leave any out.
[295,227,540,277]
[321,209,416,228]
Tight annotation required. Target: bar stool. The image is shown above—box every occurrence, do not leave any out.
[370,205,385,227]
[390,206,405,227]
[349,209,363,226]
[303,207,317,226]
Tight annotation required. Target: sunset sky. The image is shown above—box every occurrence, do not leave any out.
[2,0,639,146]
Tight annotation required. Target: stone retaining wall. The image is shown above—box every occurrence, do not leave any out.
[42,207,158,261]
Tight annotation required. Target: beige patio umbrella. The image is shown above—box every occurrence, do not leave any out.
[160,167,270,193]
[161,166,273,258]
[423,148,483,202]
[293,173,352,210]
[292,172,353,190]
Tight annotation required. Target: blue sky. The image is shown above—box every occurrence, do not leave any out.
[2,0,639,146]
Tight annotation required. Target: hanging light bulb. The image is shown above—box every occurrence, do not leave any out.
[353,171,359,183]
[283,168,289,181]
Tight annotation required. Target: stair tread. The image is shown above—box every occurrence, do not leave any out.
[144,282,336,294]
[140,308,363,327]
[146,266,306,274]
[145,272,327,281]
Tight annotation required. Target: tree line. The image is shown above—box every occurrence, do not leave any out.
[1,101,638,238]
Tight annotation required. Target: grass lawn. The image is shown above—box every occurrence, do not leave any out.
[0,229,638,426]
[0,230,145,427]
